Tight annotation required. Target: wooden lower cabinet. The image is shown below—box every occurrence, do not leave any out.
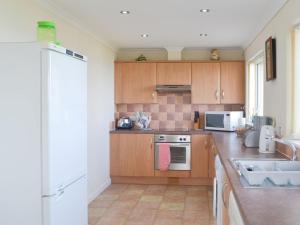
[110,133,215,185]
[110,133,154,177]
[191,135,210,178]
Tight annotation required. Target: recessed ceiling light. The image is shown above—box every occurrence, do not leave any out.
[200,33,208,37]
[120,10,130,14]
[200,9,210,13]
[141,34,149,38]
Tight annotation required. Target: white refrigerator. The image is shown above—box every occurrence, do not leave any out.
[0,42,88,225]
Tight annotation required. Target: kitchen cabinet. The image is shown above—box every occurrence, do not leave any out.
[115,62,157,104]
[222,170,232,225]
[220,62,245,104]
[191,61,245,104]
[192,62,220,104]
[110,133,154,177]
[191,135,210,178]
[157,62,191,85]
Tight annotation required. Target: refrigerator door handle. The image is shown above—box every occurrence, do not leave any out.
[43,193,57,198]
[57,184,66,192]
[42,185,65,198]
[57,188,65,197]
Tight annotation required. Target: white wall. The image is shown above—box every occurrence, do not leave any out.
[245,0,300,135]
[0,0,115,202]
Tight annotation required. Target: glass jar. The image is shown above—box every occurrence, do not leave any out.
[37,21,56,43]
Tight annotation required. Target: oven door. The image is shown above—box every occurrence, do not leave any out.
[155,143,191,170]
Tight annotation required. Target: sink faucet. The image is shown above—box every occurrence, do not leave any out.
[273,138,298,161]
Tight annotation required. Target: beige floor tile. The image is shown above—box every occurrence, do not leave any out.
[88,207,107,218]
[183,209,210,221]
[104,207,132,218]
[182,220,210,225]
[144,185,167,195]
[96,216,127,225]
[89,184,214,225]
[167,185,188,191]
[127,184,148,191]
[103,184,128,195]
[163,193,186,203]
[140,195,163,203]
[185,201,209,211]
[121,189,145,196]
[88,217,100,225]
[135,200,162,209]
[89,198,115,208]
[156,209,184,220]
[165,190,186,196]
[96,193,119,201]
[110,199,138,209]
[187,189,209,197]
[153,218,182,225]
[160,202,185,211]
[126,208,157,225]
[186,196,208,203]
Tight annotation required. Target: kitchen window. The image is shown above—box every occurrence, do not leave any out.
[247,55,264,119]
[293,25,300,136]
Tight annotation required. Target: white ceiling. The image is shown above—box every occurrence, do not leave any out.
[47,0,288,49]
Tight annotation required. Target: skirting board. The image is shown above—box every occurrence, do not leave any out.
[111,176,213,186]
[88,178,111,204]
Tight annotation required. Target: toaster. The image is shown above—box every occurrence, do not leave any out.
[117,117,133,129]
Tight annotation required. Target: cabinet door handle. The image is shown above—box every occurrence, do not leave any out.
[215,90,219,100]
[221,90,225,99]
[222,182,229,209]
[222,183,229,209]
[150,138,153,149]
[152,92,155,99]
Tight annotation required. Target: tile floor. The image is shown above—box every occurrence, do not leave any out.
[88,184,215,225]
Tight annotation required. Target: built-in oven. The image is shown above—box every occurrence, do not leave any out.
[154,134,191,170]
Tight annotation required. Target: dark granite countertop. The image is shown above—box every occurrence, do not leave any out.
[211,132,300,225]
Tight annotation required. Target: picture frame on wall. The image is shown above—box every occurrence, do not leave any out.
[265,37,276,81]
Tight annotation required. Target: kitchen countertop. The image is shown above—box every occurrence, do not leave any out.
[110,129,211,135]
[212,132,300,225]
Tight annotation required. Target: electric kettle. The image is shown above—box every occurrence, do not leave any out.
[259,125,276,153]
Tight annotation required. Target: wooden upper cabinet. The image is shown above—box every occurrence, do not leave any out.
[191,135,209,178]
[192,63,220,104]
[110,133,154,177]
[115,62,157,104]
[220,62,245,104]
[157,62,191,85]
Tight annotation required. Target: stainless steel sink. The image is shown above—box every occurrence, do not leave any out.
[230,158,300,188]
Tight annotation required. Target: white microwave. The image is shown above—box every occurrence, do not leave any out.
[205,111,243,131]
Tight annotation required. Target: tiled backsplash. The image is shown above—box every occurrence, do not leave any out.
[115,93,244,129]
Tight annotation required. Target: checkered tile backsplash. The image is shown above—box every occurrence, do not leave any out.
[115,93,244,129]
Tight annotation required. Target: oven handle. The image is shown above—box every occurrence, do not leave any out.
[155,143,190,147]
